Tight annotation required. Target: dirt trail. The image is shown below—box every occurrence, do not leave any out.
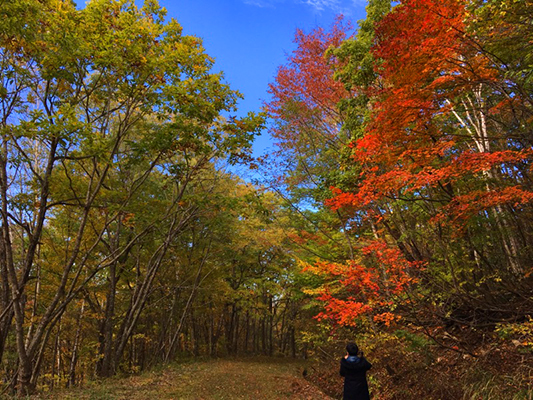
[43,358,334,400]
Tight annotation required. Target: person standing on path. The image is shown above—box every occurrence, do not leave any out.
[340,342,372,400]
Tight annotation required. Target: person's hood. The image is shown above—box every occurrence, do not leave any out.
[341,356,367,371]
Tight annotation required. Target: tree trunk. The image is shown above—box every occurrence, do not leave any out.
[67,300,85,388]
[96,261,117,377]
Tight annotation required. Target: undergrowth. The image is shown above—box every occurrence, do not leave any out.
[305,326,533,400]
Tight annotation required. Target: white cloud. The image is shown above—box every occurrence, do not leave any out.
[300,0,341,11]
[243,0,355,13]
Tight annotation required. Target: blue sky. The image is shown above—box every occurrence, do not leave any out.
[160,0,367,158]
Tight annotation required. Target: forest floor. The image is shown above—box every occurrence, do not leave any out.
[34,358,334,400]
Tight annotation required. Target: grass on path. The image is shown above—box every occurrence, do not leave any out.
[37,358,333,400]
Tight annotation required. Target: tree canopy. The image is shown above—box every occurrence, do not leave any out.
[1,0,532,398]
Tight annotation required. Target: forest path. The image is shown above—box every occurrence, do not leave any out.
[44,358,334,400]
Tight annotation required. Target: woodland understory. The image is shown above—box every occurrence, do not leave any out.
[0,0,532,398]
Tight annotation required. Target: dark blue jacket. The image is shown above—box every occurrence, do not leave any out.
[340,355,372,400]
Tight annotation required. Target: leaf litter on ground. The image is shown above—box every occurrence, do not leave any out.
[33,357,333,400]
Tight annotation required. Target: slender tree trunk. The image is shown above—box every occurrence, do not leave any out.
[290,327,296,358]
[51,321,61,390]
[67,300,85,388]
[0,235,13,364]
[233,311,240,354]
[165,245,209,362]
[97,261,117,377]
[244,311,249,353]
[252,318,257,353]
[268,296,273,356]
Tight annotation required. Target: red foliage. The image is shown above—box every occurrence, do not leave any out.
[305,240,423,327]
[266,17,351,148]
[432,186,533,230]
[315,0,533,328]
[328,0,533,227]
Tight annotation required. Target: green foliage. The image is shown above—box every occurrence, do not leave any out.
[266,0,533,398]
[330,0,392,138]
[0,0,264,393]
[394,330,432,354]
[495,317,533,352]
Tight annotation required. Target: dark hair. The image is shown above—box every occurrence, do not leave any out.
[346,342,359,356]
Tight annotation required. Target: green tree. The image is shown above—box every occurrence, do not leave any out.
[0,0,260,393]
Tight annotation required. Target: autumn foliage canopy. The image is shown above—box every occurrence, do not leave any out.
[269,0,533,332]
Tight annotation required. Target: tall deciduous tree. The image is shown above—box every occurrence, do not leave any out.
[265,17,352,204]
[264,18,361,269]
